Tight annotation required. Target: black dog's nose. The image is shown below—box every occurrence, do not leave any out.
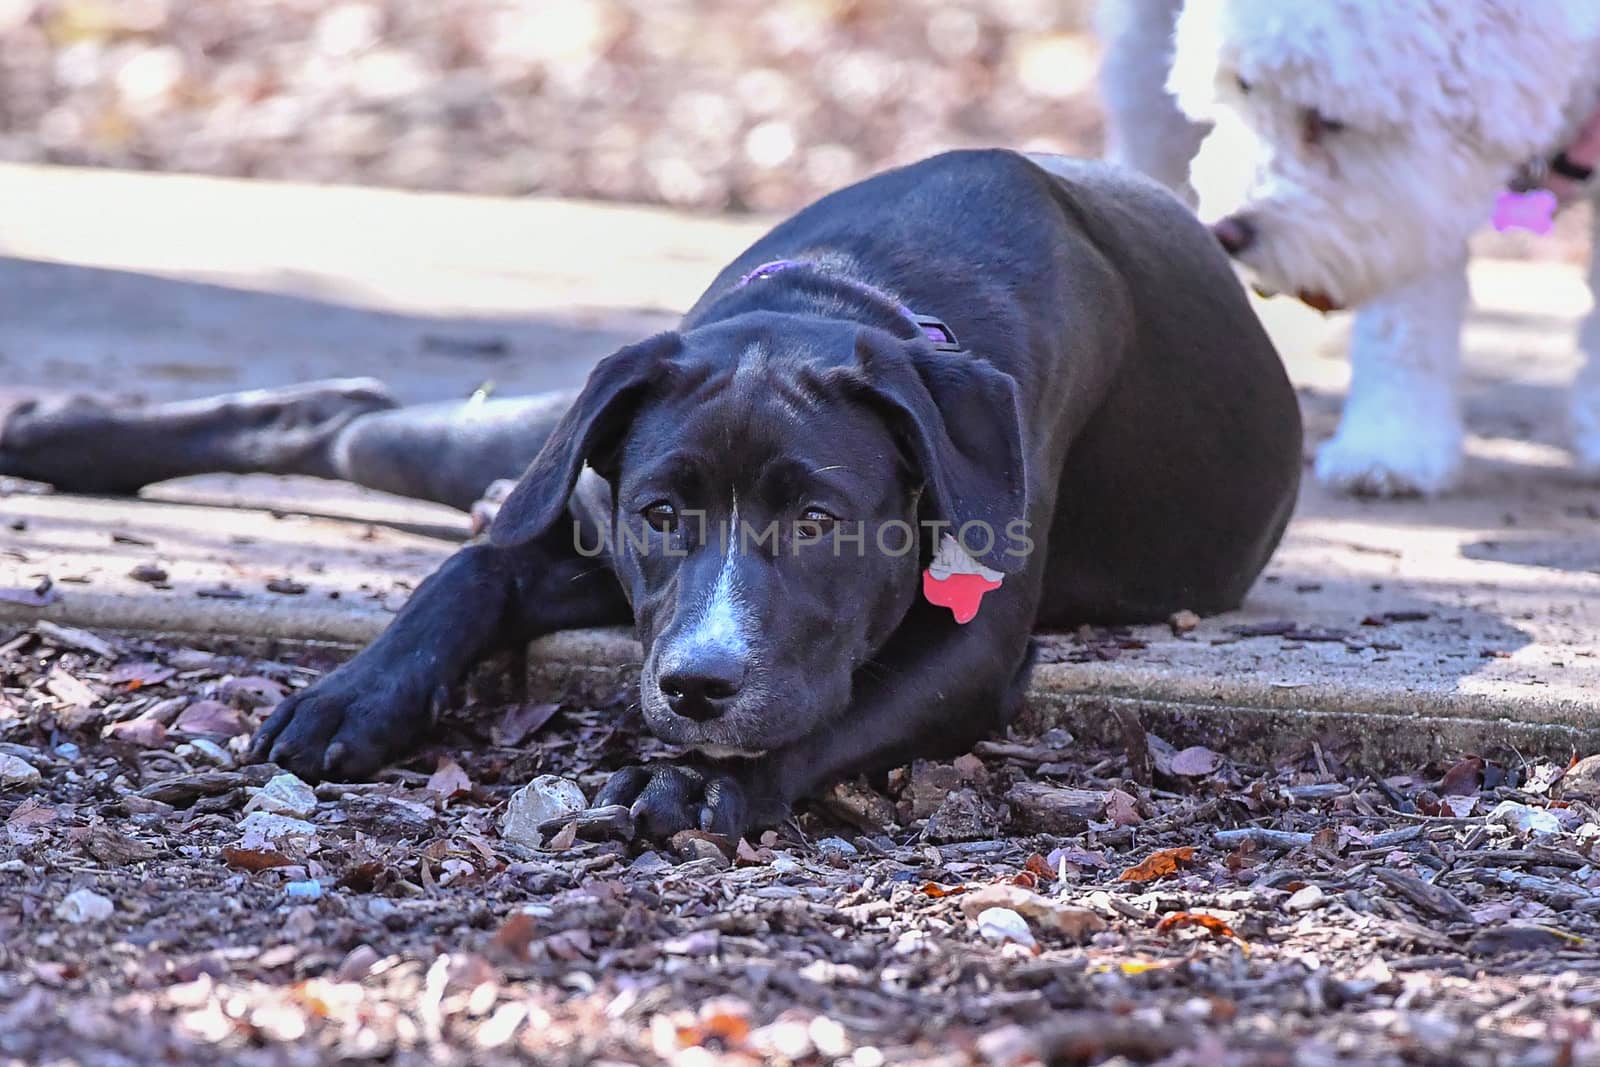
[1211,214,1256,256]
[659,653,745,721]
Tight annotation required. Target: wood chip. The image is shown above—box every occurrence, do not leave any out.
[35,621,118,659]
[1372,868,1475,925]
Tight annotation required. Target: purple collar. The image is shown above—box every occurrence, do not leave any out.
[734,259,962,352]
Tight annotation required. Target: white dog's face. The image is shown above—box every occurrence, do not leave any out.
[1184,80,1499,310]
[1168,0,1599,310]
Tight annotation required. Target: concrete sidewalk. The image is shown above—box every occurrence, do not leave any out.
[2,165,1597,762]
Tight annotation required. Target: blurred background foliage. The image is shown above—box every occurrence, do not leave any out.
[0,0,1103,212]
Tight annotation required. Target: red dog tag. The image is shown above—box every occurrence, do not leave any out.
[923,535,1003,624]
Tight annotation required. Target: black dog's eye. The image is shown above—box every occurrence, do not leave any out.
[643,500,678,533]
[794,507,837,542]
[1235,73,1252,94]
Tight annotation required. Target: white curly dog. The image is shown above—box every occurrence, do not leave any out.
[1098,0,1600,496]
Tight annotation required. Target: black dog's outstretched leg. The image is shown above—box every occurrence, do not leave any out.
[0,380,399,495]
[249,519,628,780]
[599,618,1037,838]
[0,382,575,512]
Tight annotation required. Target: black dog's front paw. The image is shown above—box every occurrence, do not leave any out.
[247,660,440,782]
[596,763,760,839]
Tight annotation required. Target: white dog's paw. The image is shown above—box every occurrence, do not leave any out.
[1571,387,1600,474]
[468,478,519,537]
[1573,428,1600,476]
[1315,414,1463,497]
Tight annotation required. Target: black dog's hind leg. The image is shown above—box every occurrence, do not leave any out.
[250,484,627,780]
[321,390,577,510]
[0,382,576,511]
[0,380,399,495]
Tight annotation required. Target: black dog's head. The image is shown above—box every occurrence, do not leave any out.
[490,313,1028,754]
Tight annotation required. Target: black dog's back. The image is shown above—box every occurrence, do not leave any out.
[687,150,1089,354]
[687,149,1300,625]
[1025,156,1300,622]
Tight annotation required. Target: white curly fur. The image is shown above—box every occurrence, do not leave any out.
[1100,0,1600,495]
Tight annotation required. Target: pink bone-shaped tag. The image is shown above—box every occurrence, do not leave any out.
[1492,189,1557,235]
[922,534,1003,624]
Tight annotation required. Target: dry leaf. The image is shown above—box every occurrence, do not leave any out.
[173,699,249,737]
[220,676,287,708]
[335,860,385,893]
[6,797,57,846]
[107,662,176,688]
[427,758,472,801]
[1118,847,1196,883]
[1439,756,1484,796]
[491,702,560,748]
[84,822,157,865]
[1115,959,1179,976]
[676,1000,753,1049]
[1105,787,1142,827]
[545,928,592,961]
[1157,911,1244,943]
[735,839,774,866]
[1048,845,1109,870]
[6,797,56,828]
[1169,746,1223,777]
[920,882,967,897]
[104,717,168,748]
[545,821,578,851]
[223,845,297,871]
[491,912,538,961]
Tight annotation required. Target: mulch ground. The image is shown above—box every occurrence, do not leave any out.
[3,621,1600,1066]
[0,0,1104,213]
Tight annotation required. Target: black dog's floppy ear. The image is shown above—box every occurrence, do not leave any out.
[489,331,682,548]
[853,330,1029,574]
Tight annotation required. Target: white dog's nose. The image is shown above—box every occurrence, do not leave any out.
[1212,215,1256,256]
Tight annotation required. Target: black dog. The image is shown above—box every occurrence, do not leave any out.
[3,151,1300,838]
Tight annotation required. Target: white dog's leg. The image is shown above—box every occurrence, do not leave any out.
[1095,0,1208,206]
[1315,258,1469,496]
[1571,203,1600,473]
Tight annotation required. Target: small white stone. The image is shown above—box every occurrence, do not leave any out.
[754,1018,813,1060]
[809,1015,852,1057]
[246,773,318,818]
[238,811,318,847]
[56,888,114,924]
[1486,801,1562,837]
[500,775,587,851]
[975,906,1036,949]
[1286,885,1326,912]
[186,738,234,768]
[0,753,42,788]
[285,880,324,902]
[816,836,858,856]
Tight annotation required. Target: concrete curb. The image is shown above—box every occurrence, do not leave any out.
[2,594,1595,766]
[0,591,388,647]
[521,629,1600,763]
